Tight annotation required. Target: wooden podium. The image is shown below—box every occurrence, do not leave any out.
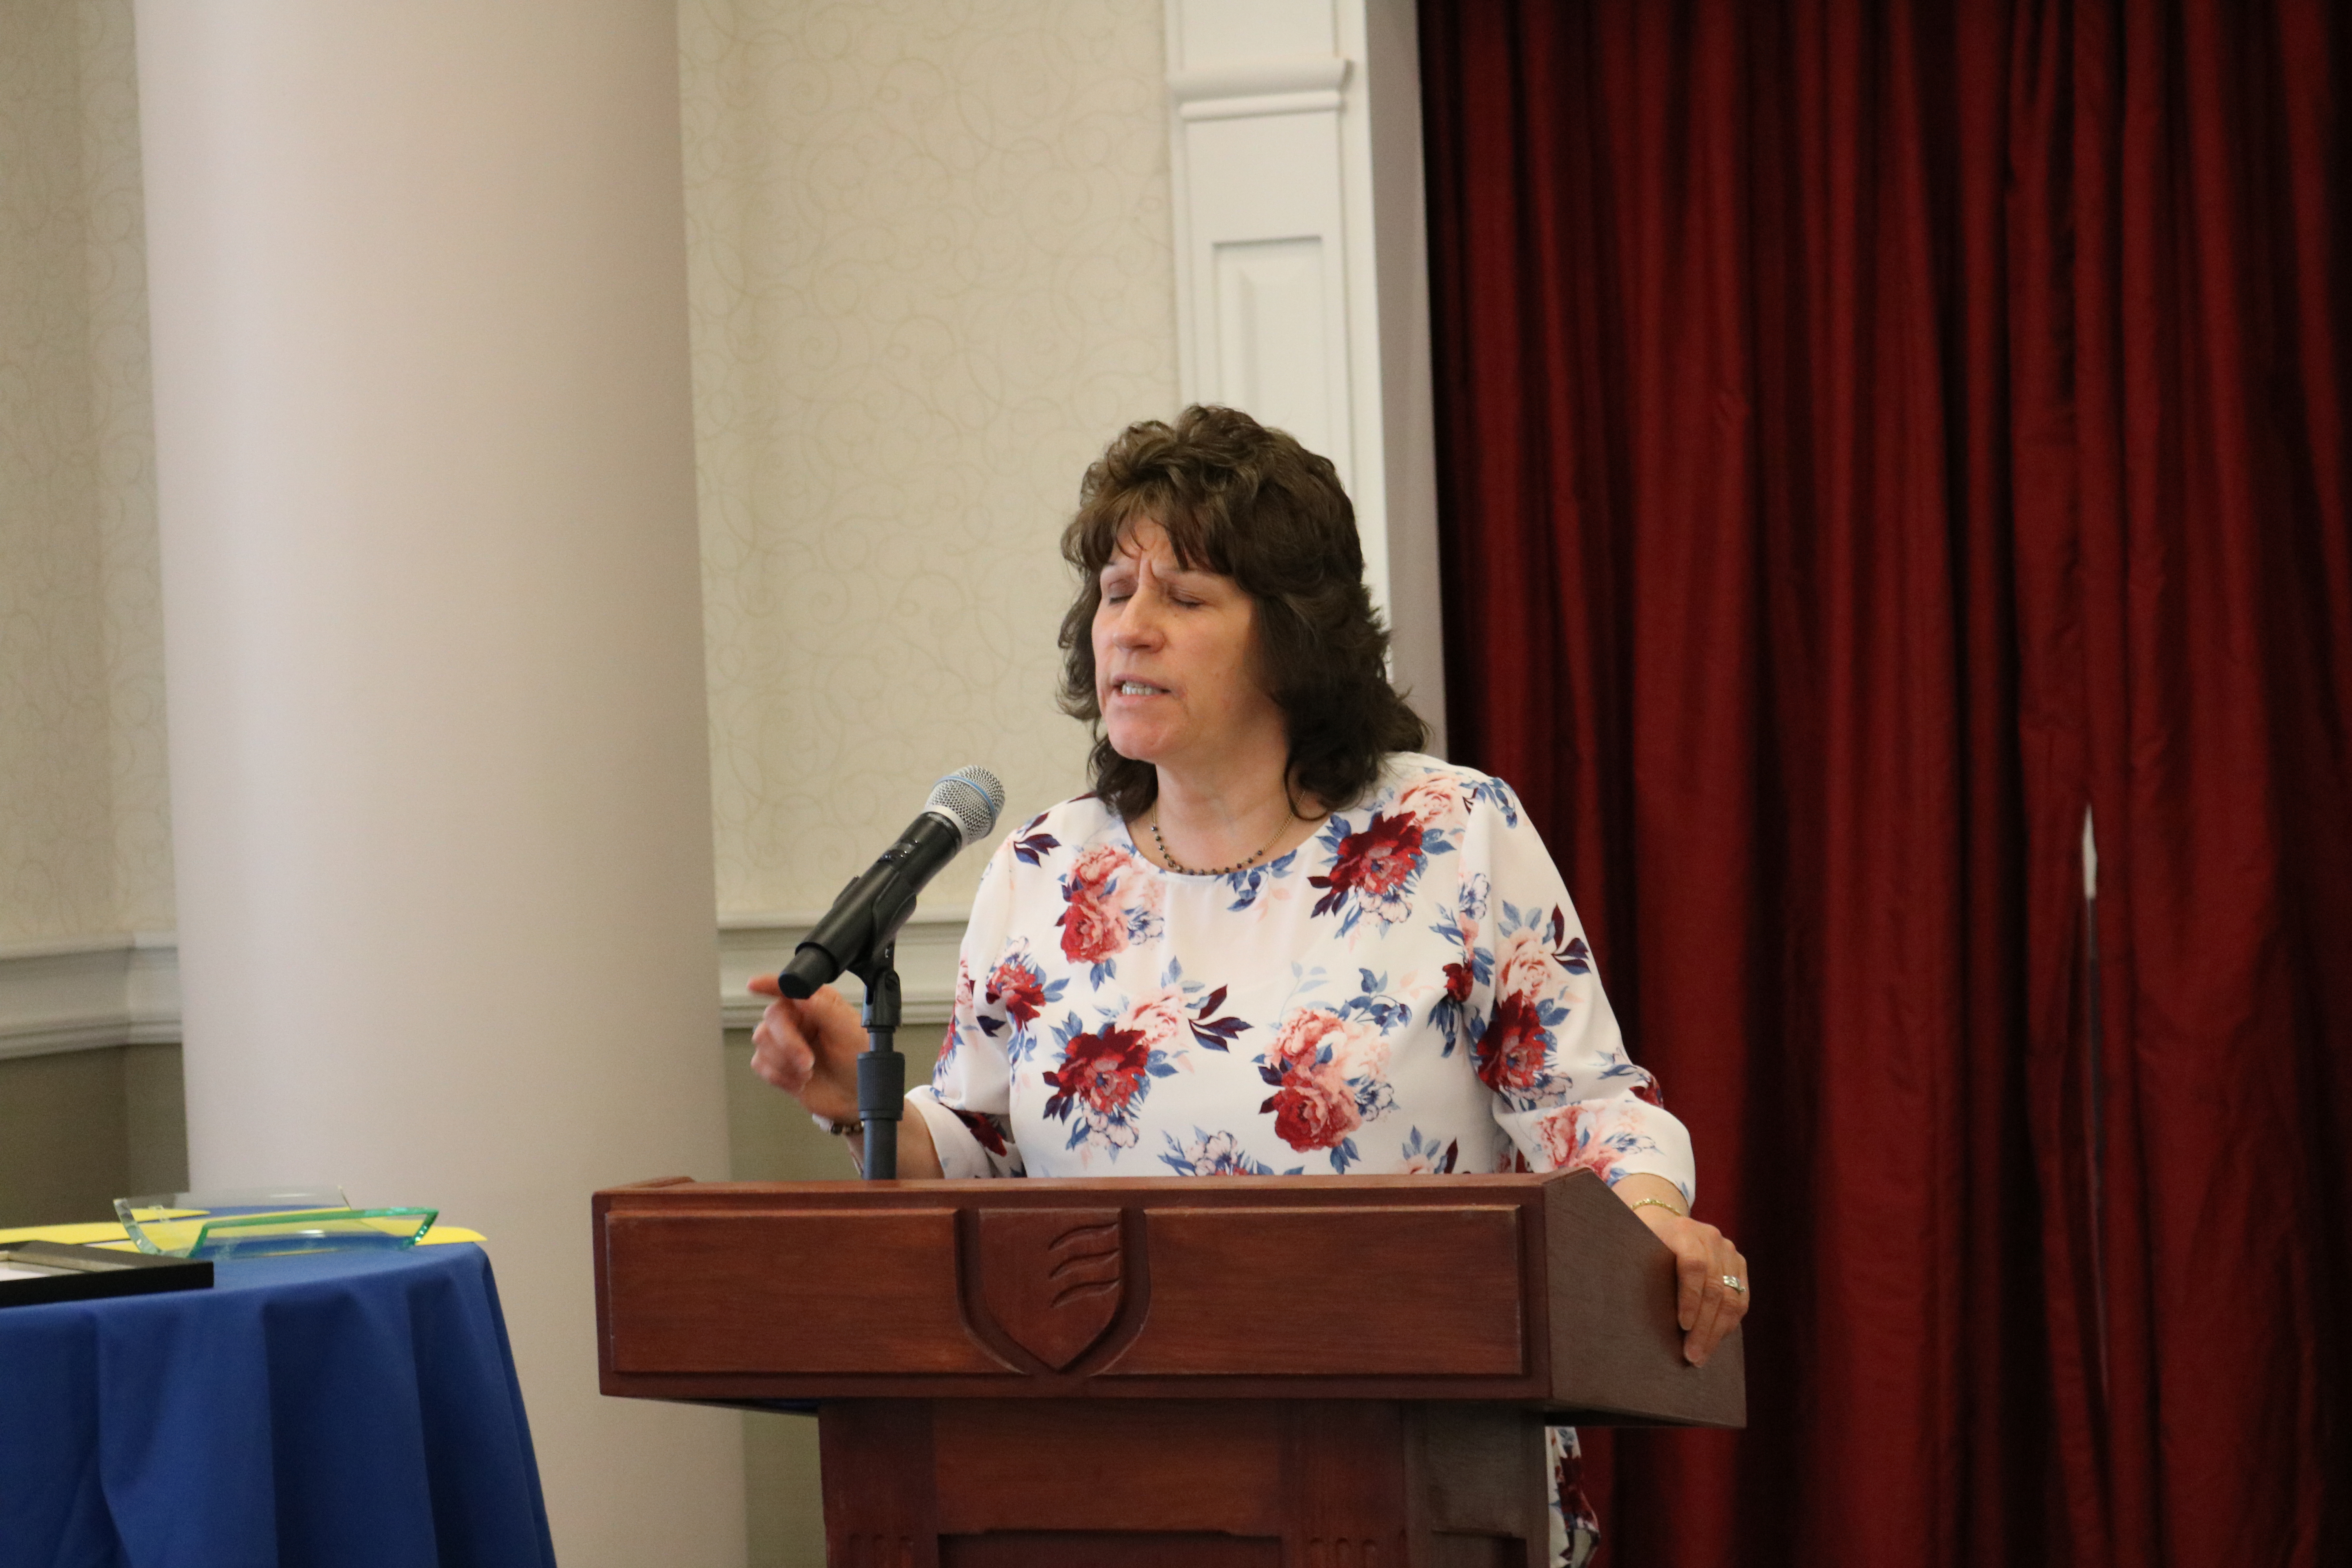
[594,1169,1743,1567]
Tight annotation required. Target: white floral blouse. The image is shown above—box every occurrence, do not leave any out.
[909,752,1694,1201]
[902,752,1679,1566]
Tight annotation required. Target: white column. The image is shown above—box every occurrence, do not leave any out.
[1166,0,1447,750]
[133,6,743,1565]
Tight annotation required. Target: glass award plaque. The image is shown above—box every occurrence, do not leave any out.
[114,1187,438,1260]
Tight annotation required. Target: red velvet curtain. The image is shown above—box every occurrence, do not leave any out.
[1419,3,2350,1565]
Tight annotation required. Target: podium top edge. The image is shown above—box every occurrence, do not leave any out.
[595,1169,1608,1201]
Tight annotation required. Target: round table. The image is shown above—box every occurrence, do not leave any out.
[0,1241,555,1568]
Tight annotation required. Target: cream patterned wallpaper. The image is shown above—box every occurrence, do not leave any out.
[0,0,172,945]
[680,0,1180,918]
[1,0,1174,945]
[82,0,171,936]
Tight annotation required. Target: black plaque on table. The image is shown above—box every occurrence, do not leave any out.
[0,1240,213,1308]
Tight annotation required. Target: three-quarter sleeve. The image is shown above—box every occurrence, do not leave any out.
[1457,782,1698,1205]
[906,838,1027,1178]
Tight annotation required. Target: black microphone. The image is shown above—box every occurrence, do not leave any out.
[777,766,1006,998]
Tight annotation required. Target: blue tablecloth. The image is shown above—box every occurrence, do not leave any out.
[0,1243,555,1568]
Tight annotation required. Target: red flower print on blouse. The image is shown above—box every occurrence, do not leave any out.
[1443,960,1475,1004]
[1044,1025,1151,1121]
[1310,811,1424,918]
[1475,991,1550,1094]
[1392,774,1469,833]
[1060,890,1123,964]
[949,1106,1009,1156]
[1491,924,1553,1007]
[1122,986,1187,1055]
[1270,1078,1361,1151]
[985,958,1047,1025]
[1266,1006,1382,1077]
[1058,844,1144,965]
[1535,1105,1622,1181]
[1554,1431,1601,1544]
[937,960,976,1068]
[1257,1008,1382,1153]
[1475,926,1568,1097]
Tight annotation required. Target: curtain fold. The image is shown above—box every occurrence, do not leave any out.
[1420,2,2349,1564]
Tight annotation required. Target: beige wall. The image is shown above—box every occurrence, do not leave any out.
[0,0,173,947]
[682,0,1178,918]
[0,1042,185,1228]
[4,0,1179,937]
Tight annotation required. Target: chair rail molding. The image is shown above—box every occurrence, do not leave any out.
[1165,0,1446,751]
[0,935,182,1060]
[0,913,972,1060]
[718,909,969,1033]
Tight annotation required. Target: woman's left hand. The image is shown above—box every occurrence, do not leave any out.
[1618,1180,1750,1367]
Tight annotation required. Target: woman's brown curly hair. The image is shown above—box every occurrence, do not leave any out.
[1058,405,1429,820]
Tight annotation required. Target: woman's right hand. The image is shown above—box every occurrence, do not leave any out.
[747,974,866,1122]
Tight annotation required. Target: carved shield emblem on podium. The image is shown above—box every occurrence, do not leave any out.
[974,1208,1126,1371]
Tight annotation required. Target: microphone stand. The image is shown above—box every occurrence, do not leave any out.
[850,943,904,1180]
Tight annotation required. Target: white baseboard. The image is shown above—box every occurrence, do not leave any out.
[0,912,970,1060]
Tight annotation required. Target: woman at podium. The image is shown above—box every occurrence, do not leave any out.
[750,406,1750,1565]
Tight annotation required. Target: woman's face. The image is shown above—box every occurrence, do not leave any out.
[1092,521,1286,778]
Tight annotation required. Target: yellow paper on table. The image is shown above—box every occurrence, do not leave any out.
[0,1221,131,1247]
[0,1220,486,1250]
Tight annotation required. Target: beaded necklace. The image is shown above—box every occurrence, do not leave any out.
[1145,806,1292,877]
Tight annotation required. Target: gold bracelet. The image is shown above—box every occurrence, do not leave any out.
[1630,1195,1687,1221]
